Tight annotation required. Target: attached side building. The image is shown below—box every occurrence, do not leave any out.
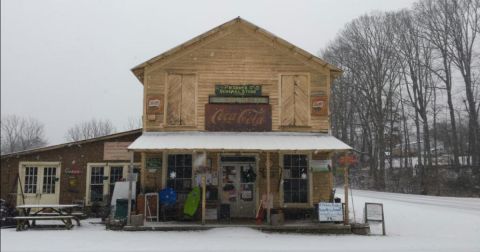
[0,130,142,207]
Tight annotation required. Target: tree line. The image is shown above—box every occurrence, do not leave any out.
[322,0,479,193]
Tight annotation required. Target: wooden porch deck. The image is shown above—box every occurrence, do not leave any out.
[124,220,352,234]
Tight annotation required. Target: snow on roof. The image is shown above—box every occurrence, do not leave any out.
[128,131,351,151]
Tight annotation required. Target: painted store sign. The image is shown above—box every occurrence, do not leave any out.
[205,104,272,131]
[215,85,262,97]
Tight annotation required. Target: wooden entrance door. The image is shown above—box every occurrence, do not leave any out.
[221,162,256,218]
[17,163,61,205]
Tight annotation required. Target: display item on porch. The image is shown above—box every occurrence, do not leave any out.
[255,199,265,225]
[144,193,159,222]
[241,165,256,183]
[111,181,137,206]
[183,187,201,217]
[115,199,130,220]
[159,187,177,206]
[218,204,230,221]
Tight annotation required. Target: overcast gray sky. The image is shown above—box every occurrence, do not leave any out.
[1,0,417,144]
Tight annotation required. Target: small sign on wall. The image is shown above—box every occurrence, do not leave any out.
[311,95,328,116]
[146,95,164,114]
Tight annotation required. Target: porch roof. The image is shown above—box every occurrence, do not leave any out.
[128,131,351,151]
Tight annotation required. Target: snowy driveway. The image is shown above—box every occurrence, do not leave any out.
[2,189,479,252]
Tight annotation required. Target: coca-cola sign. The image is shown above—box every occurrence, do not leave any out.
[205,104,272,131]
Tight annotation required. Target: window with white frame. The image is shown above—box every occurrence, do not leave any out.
[109,166,124,196]
[24,166,38,194]
[86,163,139,205]
[90,166,105,203]
[42,167,57,194]
[283,154,308,203]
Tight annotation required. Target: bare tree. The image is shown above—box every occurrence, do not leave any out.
[1,115,47,154]
[124,116,143,131]
[65,118,116,141]
[322,0,480,194]
[393,10,436,193]
[416,0,461,167]
[446,0,480,165]
[324,13,402,190]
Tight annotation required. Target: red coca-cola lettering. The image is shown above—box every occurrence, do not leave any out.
[205,104,271,131]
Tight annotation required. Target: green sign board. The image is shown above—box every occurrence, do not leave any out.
[311,160,331,172]
[215,85,261,97]
[146,157,162,172]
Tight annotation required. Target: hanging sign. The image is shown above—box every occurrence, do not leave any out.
[205,104,272,131]
[311,96,328,116]
[215,85,262,97]
[311,160,331,172]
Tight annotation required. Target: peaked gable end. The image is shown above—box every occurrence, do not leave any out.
[132,17,341,84]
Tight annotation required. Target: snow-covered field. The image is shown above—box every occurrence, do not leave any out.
[2,189,479,252]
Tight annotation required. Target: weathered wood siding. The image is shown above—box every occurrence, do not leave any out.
[143,25,330,133]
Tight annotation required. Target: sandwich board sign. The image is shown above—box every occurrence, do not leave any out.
[365,202,386,235]
[318,202,343,222]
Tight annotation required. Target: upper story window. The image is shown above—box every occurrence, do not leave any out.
[166,74,196,126]
[280,74,309,127]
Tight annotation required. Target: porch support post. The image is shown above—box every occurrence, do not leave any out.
[344,164,349,225]
[127,151,134,225]
[266,152,271,225]
[201,151,207,225]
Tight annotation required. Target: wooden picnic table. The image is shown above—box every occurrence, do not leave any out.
[15,204,82,231]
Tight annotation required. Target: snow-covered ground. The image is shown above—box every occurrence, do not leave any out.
[2,189,479,252]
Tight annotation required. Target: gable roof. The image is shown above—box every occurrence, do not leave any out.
[0,129,142,159]
[131,17,342,84]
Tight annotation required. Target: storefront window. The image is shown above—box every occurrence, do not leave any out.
[283,154,308,203]
[109,166,124,195]
[90,166,105,203]
[167,154,192,199]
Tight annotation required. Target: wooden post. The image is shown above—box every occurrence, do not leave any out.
[127,151,134,225]
[201,151,207,225]
[266,152,271,225]
[344,165,349,225]
[201,175,206,225]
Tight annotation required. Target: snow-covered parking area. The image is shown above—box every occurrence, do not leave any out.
[2,189,479,252]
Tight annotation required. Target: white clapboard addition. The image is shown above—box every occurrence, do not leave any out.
[365,202,386,235]
[318,202,343,222]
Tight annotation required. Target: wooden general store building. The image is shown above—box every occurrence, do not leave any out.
[128,17,350,220]
[1,17,350,223]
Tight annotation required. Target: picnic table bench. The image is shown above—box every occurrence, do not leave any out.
[15,204,82,231]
